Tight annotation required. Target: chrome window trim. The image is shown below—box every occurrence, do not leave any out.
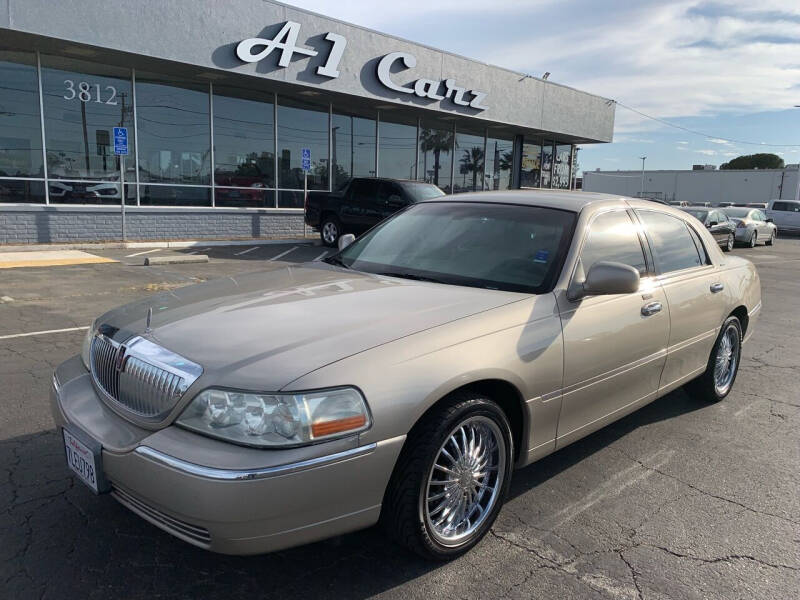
[134,442,377,481]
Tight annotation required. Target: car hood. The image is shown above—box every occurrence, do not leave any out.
[97,263,526,391]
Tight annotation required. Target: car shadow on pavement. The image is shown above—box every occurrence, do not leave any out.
[0,388,705,600]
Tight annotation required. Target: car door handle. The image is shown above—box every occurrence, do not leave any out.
[641,301,662,316]
[710,283,724,293]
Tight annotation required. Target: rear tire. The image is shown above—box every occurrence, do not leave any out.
[766,230,775,246]
[381,392,513,560]
[320,215,341,247]
[723,233,734,252]
[749,232,757,248]
[685,316,742,403]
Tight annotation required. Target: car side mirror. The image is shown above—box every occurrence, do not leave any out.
[708,221,718,227]
[338,233,355,251]
[568,261,640,301]
[765,217,774,223]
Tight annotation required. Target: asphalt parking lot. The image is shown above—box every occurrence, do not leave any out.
[1,238,798,600]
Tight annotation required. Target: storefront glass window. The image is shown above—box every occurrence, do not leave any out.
[418,119,453,193]
[139,184,211,207]
[277,96,328,195]
[136,72,211,186]
[40,56,134,182]
[453,126,485,193]
[0,180,46,204]
[213,85,274,191]
[553,144,572,189]
[0,52,44,179]
[541,141,554,188]
[378,114,417,181]
[520,140,541,188]
[484,133,514,191]
[331,110,376,189]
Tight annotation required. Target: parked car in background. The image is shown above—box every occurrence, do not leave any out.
[305,177,445,246]
[52,191,761,560]
[766,200,800,234]
[668,200,690,207]
[746,203,768,209]
[680,207,736,252]
[717,202,734,208]
[723,207,777,247]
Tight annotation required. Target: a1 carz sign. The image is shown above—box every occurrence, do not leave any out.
[235,21,488,111]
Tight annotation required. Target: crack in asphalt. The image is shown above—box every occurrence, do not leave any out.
[648,545,800,571]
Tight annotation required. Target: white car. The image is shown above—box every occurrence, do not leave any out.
[767,200,800,234]
[723,207,777,247]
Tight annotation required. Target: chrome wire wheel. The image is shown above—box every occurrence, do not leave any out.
[726,233,734,252]
[321,221,339,244]
[713,324,740,396]
[423,416,506,547]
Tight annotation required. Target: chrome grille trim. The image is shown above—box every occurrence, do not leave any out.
[89,333,202,420]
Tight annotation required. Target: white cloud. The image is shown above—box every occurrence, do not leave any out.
[707,138,731,145]
[677,141,690,145]
[694,149,718,155]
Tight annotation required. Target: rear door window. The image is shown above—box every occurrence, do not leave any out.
[350,179,379,204]
[637,211,704,274]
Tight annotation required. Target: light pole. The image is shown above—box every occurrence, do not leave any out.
[794,107,800,201]
[639,156,647,198]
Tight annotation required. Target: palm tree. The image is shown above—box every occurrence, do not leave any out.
[419,128,453,186]
[459,146,485,191]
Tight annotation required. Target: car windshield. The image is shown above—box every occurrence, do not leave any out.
[401,182,446,201]
[724,208,751,218]
[328,202,576,294]
[683,209,709,220]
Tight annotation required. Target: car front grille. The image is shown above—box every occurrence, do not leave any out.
[90,334,202,419]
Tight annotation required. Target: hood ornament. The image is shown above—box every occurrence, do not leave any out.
[144,306,153,335]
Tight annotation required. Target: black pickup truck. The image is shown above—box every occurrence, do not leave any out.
[305,177,445,246]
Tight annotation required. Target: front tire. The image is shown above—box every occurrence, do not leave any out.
[381,392,513,560]
[766,230,775,246]
[320,215,341,247]
[685,316,742,403]
[749,231,757,248]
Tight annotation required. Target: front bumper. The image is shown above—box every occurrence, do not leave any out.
[51,355,405,555]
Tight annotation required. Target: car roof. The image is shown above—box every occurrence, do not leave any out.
[419,189,632,212]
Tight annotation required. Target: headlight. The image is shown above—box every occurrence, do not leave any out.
[81,326,94,370]
[175,387,371,447]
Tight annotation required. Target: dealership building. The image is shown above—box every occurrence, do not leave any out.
[0,0,614,244]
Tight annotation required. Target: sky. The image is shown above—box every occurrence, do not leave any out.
[282,0,800,175]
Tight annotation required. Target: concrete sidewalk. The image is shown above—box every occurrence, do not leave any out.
[0,236,318,253]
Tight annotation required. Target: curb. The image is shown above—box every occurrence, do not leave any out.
[144,255,210,265]
[0,237,319,253]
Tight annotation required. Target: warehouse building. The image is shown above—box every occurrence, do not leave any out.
[0,0,614,244]
[583,166,800,206]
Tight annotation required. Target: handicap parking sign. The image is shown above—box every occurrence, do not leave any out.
[113,127,128,156]
[301,147,311,172]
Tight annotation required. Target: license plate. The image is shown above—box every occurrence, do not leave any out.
[63,428,101,494]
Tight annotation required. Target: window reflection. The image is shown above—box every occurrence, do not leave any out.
[137,72,211,185]
[0,179,45,204]
[553,144,572,189]
[454,127,485,193]
[418,119,453,192]
[331,110,376,189]
[139,185,211,207]
[541,141,554,188]
[485,133,514,191]
[379,114,417,181]
[0,52,43,178]
[41,56,133,181]
[213,86,274,190]
[48,180,135,205]
[216,187,273,208]
[520,140,541,188]
[277,96,328,191]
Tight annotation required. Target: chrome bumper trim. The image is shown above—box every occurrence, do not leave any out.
[134,442,378,481]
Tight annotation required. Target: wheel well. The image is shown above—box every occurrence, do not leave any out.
[730,305,749,336]
[416,379,526,461]
[321,211,339,224]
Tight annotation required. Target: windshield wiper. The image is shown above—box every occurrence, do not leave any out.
[375,271,447,284]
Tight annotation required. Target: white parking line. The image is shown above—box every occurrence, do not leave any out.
[313,250,329,261]
[268,246,298,261]
[0,326,89,341]
[234,246,258,256]
[125,248,161,258]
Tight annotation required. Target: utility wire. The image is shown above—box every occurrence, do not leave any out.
[614,100,800,148]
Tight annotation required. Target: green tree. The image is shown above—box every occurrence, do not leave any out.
[419,128,453,186]
[720,153,784,170]
[459,146,485,191]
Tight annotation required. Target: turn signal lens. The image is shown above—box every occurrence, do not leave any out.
[176,387,371,448]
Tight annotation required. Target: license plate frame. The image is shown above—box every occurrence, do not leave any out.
[62,427,110,494]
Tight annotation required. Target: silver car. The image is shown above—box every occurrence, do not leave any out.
[51,191,761,559]
[723,207,777,247]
